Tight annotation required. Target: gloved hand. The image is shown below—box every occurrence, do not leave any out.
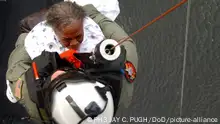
[102,45,126,71]
[32,50,71,78]
[84,45,126,73]
[59,49,82,69]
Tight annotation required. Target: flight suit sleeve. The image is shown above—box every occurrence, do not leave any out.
[83,4,139,108]
[6,33,32,82]
[6,33,31,103]
[6,33,42,120]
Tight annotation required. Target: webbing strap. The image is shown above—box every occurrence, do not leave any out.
[36,106,51,124]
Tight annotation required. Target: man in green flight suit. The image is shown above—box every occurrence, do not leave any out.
[5,1,138,123]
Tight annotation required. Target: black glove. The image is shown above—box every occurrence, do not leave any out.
[101,45,126,71]
[82,45,126,73]
[32,50,71,78]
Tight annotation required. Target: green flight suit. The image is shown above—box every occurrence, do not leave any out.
[6,4,138,122]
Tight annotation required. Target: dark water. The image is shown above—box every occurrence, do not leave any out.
[0,0,220,124]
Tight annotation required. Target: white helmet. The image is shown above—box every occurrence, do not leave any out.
[47,71,115,124]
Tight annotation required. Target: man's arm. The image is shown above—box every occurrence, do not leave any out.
[6,34,47,120]
[83,4,139,108]
[83,4,138,70]
[6,33,32,82]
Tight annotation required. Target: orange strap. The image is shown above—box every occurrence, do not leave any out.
[32,62,39,80]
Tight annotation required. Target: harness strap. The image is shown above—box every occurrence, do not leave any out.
[36,106,51,124]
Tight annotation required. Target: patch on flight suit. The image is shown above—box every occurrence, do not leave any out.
[124,61,136,83]
[14,78,23,99]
